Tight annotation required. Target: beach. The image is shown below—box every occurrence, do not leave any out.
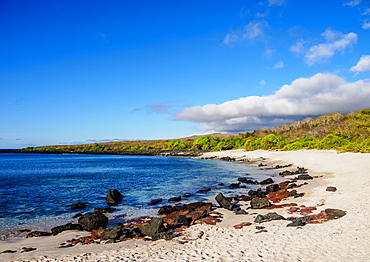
[1,149,370,262]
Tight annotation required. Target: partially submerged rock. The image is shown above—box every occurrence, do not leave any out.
[106,189,123,205]
[51,223,83,236]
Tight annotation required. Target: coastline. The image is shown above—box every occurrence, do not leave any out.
[1,149,370,261]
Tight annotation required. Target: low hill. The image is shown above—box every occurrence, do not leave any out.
[23,109,370,153]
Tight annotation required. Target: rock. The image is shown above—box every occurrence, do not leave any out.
[26,231,51,238]
[294,193,304,198]
[297,174,313,180]
[73,213,83,218]
[78,213,108,231]
[174,215,190,226]
[106,189,123,205]
[182,193,191,197]
[168,196,182,202]
[149,199,162,205]
[141,217,165,238]
[250,197,271,209]
[51,223,83,236]
[326,186,337,192]
[215,193,233,210]
[286,216,311,227]
[279,170,295,176]
[260,178,274,185]
[237,177,247,182]
[266,184,280,193]
[228,183,240,189]
[254,212,285,223]
[234,209,248,215]
[289,190,298,196]
[151,232,175,241]
[198,188,211,193]
[94,207,112,213]
[325,208,346,220]
[71,202,87,209]
[158,206,175,215]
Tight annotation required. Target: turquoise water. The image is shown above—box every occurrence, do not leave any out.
[0,153,278,237]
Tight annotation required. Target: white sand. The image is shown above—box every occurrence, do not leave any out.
[1,149,370,262]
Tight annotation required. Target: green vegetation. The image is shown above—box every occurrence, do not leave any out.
[24,109,370,153]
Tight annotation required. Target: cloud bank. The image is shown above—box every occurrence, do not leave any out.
[175,73,370,132]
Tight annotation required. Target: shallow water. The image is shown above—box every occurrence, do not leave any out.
[0,153,279,238]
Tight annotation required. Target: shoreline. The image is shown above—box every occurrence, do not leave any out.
[1,149,370,261]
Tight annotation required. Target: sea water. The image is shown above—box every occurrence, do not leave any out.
[0,153,278,238]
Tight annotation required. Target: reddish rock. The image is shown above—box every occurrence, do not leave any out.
[233,222,252,229]
[266,189,291,203]
[195,216,218,225]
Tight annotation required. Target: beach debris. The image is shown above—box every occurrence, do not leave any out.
[51,223,83,236]
[215,193,234,210]
[168,196,182,202]
[260,178,274,185]
[26,231,51,238]
[250,197,271,209]
[78,213,108,231]
[1,250,17,254]
[286,216,312,227]
[94,207,112,213]
[21,247,36,253]
[325,208,346,220]
[106,189,123,205]
[326,186,337,192]
[254,212,285,223]
[71,202,87,209]
[233,222,252,229]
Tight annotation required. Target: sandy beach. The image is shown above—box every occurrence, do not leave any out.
[1,149,370,262]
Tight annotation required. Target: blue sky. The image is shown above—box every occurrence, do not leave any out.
[1,0,370,149]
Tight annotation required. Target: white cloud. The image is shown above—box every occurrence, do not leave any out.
[272,60,284,69]
[362,8,370,15]
[223,21,268,46]
[304,29,357,65]
[351,55,370,72]
[343,0,362,6]
[259,80,266,85]
[362,21,370,29]
[290,39,306,54]
[175,73,370,132]
[269,0,285,6]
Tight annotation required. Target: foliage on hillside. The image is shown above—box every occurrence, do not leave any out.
[24,109,370,153]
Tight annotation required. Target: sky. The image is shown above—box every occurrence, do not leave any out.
[1,0,370,149]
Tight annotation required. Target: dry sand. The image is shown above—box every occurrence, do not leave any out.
[1,149,370,262]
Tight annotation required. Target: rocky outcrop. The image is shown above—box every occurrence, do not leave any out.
[101,223,142,242]
[106,189,123,205]
[78,213,108,231]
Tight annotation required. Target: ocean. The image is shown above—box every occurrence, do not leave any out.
[0,153,278,239]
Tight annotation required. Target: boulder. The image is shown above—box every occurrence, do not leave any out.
[141,217,165,238]
[325,208,346,220]
[228,183,240,189]
[71,202,87,209]
[106,189,123,205]
[215,193,233,210]
[266,184,280,193]
[250,197,271,209]
[174,215,190,226]
[260,178,274,185]
[78,213,108,231]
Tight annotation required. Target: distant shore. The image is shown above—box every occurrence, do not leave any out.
[0,149,208,157]
[1,149,370,261]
